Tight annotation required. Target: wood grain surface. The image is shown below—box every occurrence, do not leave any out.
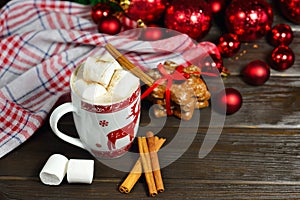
[1,0,300,199]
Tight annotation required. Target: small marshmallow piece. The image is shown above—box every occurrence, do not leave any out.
[73,79,89,97]
[108,69,139,101]
[67,159,94,184]
[83,57,117,87]
[39,154,68,186]
[100,52,122,66]
[82,83,107,101]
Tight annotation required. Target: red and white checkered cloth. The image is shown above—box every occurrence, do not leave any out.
[0,0,220,158]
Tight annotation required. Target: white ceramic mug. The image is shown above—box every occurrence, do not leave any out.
[49,65,140,159]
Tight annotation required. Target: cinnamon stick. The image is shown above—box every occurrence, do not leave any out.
[138,137,158,197]
[146,131,165,193]
[119,159,142,194]
[105,43,155,87]
[119,136,165,194]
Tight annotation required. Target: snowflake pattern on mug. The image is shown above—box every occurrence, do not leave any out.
[99,120,109,127]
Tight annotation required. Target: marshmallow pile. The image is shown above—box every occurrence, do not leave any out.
[73,56,139,103]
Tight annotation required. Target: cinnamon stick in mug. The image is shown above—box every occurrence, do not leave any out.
[105,43,155,87]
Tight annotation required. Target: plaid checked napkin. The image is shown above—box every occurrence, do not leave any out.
[0,0,220,158]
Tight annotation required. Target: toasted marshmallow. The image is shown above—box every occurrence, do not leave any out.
[83,57,118,87]
[73,79,89,97]
[108,69,139,101]
[100,52,122,65]
[82,83,107,102]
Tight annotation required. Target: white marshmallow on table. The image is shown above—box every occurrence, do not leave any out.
[67,159,94,184]
[108,69,139,101]
[83,57,120,88]
[39,154,69,186]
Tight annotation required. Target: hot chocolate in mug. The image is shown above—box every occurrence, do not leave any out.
[50,58,140,159]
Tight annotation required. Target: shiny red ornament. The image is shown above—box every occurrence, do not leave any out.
[201,53,224,74]
[164,0,212,40]
[217,33,241,57]
[278,0,300,24]
[121,0,168,23]
[91,3,113,24]
[98,16,122,35]
[242,60,270,86]
[267,24,294,46]
[269,45,295,71]
[216,88,242,115]
[207,0,226,14]
[140,27,164,41]
[225,0,273,42]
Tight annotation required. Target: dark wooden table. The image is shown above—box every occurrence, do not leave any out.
[1,1,300,199]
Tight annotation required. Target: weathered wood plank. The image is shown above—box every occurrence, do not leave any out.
[2,178,300,199]
[2,125,300,181]
[1,1,300,199]
[137,76,300,128]
[222,76,300,128]
[223,33,300,76]
[2,122,300,199]
[167,128,300,182]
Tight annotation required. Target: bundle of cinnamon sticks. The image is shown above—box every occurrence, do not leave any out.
[119,131,166,197]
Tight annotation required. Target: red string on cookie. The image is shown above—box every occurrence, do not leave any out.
[141,63,187,115]
[141,63,218,116]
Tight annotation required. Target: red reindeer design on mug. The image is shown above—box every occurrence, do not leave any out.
[106,101,140,150]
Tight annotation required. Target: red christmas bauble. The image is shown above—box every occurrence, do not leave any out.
[201,53,224,74]
[164,0,212,40]
[242,60,270,86]
[225,0,273,42]
[216,88,242,115]
[98,16,122,35]
[269,45,295,71]
[278,0,300,24]
[267,24,294,46]
[91,3,113,24]
[121,0,168,23]
[217,33,241,57]
[140,27,164,41]
[207,0,226,14]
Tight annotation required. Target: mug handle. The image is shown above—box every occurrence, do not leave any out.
[49,102,85,149]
